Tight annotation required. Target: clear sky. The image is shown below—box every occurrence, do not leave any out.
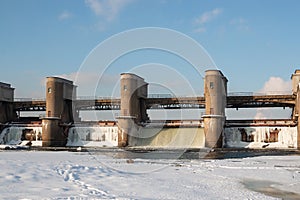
[1,0,299,98]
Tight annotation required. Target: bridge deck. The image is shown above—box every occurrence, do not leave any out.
[13,94,296,111]
[227,95,295,108]
[226,119,296,127]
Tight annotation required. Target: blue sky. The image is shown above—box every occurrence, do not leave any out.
[1,0,300,98]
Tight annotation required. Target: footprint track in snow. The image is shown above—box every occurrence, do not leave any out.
[55,164,115,199]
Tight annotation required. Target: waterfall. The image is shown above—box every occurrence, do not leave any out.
[128,127,205,148]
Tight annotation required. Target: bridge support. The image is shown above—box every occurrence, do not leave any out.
[42,77,77,147]
[117,73,149,147]
[0,82,16,129]
[202,70,227,148]
[291,70,300,149]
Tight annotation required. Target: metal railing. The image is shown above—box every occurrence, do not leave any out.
[76,96,119,100]
[13,91,293,102]
[148,94,173,98]
[14,98,45,101]
[227,91,292,96]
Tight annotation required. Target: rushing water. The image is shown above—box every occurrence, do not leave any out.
[66,126,205,148]
[128,127,205,148]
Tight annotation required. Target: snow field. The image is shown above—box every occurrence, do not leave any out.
[0,151,299,199]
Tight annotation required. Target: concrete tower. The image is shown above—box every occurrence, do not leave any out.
[291,70,300,95]
[42,77,77,147]
[291,70,300,149]
[202,70,227,148]
[117,73,148,147]
[0,82,16,126]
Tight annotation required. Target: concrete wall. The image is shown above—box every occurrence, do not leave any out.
[203,70,227,148]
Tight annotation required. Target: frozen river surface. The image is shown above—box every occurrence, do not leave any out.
[0,150,299,199]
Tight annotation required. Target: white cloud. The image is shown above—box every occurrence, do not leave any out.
[230,18,246,25]
[194,27,206,33]
[58,10,73,21]
[195,8,222,25]
[55,71,120,97]
[230,17,250,31]
[258,77,291,95]
[93,21,107,32]
[254,77,292,119]
[254,107,291,120]
[194,8,222,34]
[85,0,103,15]
[85,0,133,21]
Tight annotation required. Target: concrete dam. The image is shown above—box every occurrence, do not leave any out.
[0,69,300,150]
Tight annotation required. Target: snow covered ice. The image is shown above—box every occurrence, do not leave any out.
[0,150,299,199]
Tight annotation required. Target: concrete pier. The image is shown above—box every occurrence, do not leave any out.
[117,73,149,147]
[42,77,77,147]
[291,70,300,149]
[202,70,227,148]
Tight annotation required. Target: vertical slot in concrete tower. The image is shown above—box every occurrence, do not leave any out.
[117,73,149,147]
[0,82,16,130]
[203,70,227,148]
[42,77,77,147]
[291,70,300,149]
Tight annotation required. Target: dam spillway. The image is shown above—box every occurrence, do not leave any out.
[225,126,297,149]
[126,126,205,148]
[0,69,300,150]
[0,125,42,146]
[0,120,298,150]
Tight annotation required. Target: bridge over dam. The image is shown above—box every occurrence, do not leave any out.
[1,69,300,149]
[13,94,296,111]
